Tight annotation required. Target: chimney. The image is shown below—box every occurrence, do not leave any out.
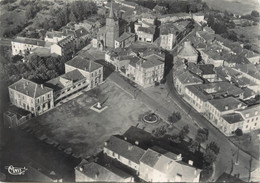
[79,166,83,171]
[23,83,26,89]
[40,84,43,89]
[26,90,29,95]
[104,141,108,146]
[176,154,182,161]
[238,103,242,108]
[124,137,127,141]
[135,141,139,146]
[225,105,229,110]
[188,160,193,166]
[128,145,133,151]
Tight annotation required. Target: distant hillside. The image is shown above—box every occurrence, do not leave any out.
[203,0,260,15]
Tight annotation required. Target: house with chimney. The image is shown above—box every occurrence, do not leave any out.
[160,21,193,50]
[126,52,165,87]
[8,78,54,116]
[237,105,260,133]
[50,35,75,56]
[44,31,68,44]
[65,56,103,89]
[75,160,134,182]
[139,146,201,182]
[103,135,146,172]
[174,70,203,95]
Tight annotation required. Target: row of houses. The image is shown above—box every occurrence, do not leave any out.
[173,39,260,136]
[75,135,201,182]
[5,56,103,128]
[11,25,89,57]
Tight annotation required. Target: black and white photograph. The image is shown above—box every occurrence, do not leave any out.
[0,0,259,182]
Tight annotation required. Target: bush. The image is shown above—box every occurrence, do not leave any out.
[251,10,260,17]
[168,111,182,124]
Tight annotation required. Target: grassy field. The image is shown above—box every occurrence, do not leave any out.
[203,0,260,15]
[21,79,162,158]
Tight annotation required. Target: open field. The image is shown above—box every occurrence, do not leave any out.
[21,79,161,158]
[203,0,260,15]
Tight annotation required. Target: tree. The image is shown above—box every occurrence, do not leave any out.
[178,125,189,141]
[251,10,259,17]
[203,149,217,165]
[195,128,209,150]
[168,111,182,124]
[235,128,243,136]
[207,141,220,155]
[69,11,77,23]
[153,125,167,138]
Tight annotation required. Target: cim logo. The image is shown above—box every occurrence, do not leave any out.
[5,165,28,175]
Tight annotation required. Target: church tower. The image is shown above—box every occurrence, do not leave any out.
[105,3,119,48]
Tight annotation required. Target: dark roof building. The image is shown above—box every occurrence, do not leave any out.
[65,56,103,73]
[9,78,53,98]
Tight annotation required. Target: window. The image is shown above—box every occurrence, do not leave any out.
[255,123,257,126]
[246,125,248,128]
[251,118,254,122]
[256,117,258,121]
[112,152,115,157]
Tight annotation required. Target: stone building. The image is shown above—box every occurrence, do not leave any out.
[8,78,54,116]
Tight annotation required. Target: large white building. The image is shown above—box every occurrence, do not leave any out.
[11,37,46,56]
[8,78,54,116]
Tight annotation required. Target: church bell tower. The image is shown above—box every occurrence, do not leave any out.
[105,3,119,48]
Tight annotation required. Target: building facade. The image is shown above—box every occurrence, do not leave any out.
[65,56,103,89]
[8,78,54,116]
[12,37,46,56]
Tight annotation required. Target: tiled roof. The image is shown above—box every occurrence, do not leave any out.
[222,113,244,124]
[13,37,46,47]
[57,36,75,48]
[76,162,131,181]
[198,64,215,75]
[177,70,203,85]
[45,70,85,91]
[237,105,260,119]
[140,148,200,181]
[208,97,246,112]
[234,64,260,80]
[186,82,244,101]
[224,54,250,65]
[137,26,155,34]
[65,56,103,72]
[115,32,134,42]
[178,42,198,57]
[9,78,53,98]
[74,28,88,38]
[104,136,145,164]
[45,31,66,39]
[135,54,164,69]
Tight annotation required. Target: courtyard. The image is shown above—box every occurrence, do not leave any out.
[21,79,163,158]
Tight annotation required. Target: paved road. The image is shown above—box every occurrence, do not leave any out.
[166,68,259,181]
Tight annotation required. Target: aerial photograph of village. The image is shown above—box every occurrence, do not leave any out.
[0,0,259,182]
